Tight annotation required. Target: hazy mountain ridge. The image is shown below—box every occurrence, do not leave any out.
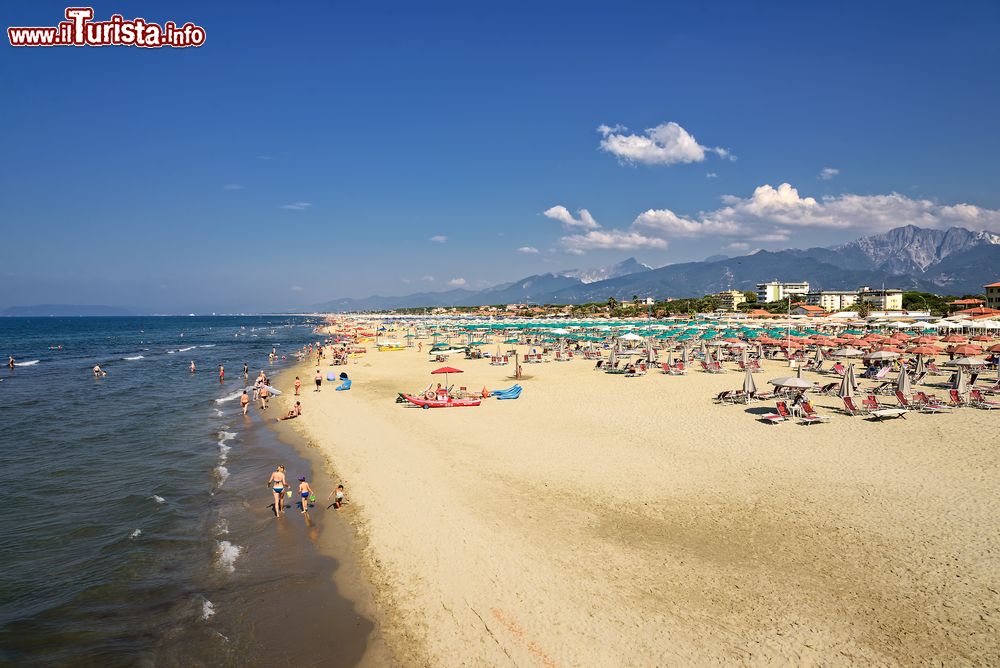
[310,226,1000,311]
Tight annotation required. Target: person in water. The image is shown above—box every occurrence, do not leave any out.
[243,362,249,379]
[93,364,106,377]
[8,356,14,369]
[259,384,270,410]
[240,390,250,416]
[268,465,287,516]
[297,476,314,513]
[279,401,301,421]
[190,360,196,373]
[218,364,224,383]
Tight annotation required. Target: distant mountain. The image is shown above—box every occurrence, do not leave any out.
[558,257,652,284]
[308,226,1000,311]
[1,304,135,317]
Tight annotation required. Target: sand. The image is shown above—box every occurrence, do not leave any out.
[275,342,1000,665]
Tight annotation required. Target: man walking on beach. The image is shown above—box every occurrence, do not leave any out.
[259,384,270,410]
[314,369,322,392]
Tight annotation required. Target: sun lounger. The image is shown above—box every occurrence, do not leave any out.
[831,363,846,377]
[913,391,949,411]
[869,408,907,420]
[926,362,945,375]
[799,399,831,425]
[817,382,840,395]
[842,396,868,416]
[969,389,1000,410]
[761,401,791,424]
[871,381,896,396]
[895,390,945,413]
[948,389,969,407]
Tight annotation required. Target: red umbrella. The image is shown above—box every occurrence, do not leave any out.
[950,344,983,356]
[907,345,942,355]
[941,335,967,343]
[914,336,938,344]
[431,366,464,387]
[988,343,1000,353]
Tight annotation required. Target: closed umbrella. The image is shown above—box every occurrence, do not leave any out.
[837,365,854,399]
[895,365,911,396]
[914,355,925,377]
[681,346,689,365]
[954,367,968,395]
[847,363,859,393]
[742,367,757,401]
[814,347,825,364]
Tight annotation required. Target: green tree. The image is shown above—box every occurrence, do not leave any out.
[856,300,871,318]
[742,291,757,304]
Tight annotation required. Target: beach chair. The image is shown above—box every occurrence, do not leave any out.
[871,381,895,396]
[672,362,688,375]
[831,363,846,377]
[969,389,1000,410]
[842,396,868,416]
[926,361,945,375]
[715,390,735,403]
[948,389,969,407]
[862,395,884,412]
[895,390,943,413]
[799,399,831,424]
[699,361,711,372]
[761,401,791,424]
[873,366,891,380]
[817,382,840,396]
[913,391,949,411]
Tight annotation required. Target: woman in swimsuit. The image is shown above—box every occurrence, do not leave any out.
[268,465,287,517]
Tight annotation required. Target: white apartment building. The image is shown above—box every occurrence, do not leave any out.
[804,290,859,312]
[858,286,904,311]
[756,280,810,303]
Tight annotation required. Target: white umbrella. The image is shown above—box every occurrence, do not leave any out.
[837,365,854,399]
[833,347,865,357]
[865,350,900,360]
[769,376,813,389]
[954,367,968,395]
[953,356,987,366]
[895,366,911,396]
[742,367,757,397]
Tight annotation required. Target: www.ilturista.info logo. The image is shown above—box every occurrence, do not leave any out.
[8,7,205,48]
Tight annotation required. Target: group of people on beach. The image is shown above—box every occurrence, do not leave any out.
[267,465,348,517]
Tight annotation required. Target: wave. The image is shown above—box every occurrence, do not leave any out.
[202,598,216,620]
[14,360,39,366]
[178,346,196,352]
[215,518,229,536]
[214,388,249,404]
[122,355,144,361]
[151,495,165,504]
[218,431,236,463]
[129,529,142,539]
[215,540,241,573]
[166,350,177,354]
[215,465,229,486]
[199,344,216,348]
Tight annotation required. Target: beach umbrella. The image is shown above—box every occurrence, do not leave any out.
[813,347,825,364]
[431,366,463,387]
[954,367,968,395]
[950,344,983,356]
[742,367,757,398]
[988,343,1000,353]
[833,347,865,357]
[837,364,855,398]
[895,365,912,396]
[681,346,689,364]
[865,350,900,360]
[768,376,813,390]
[953,356,987,367]
[941,334,967,343]
[847,363,860,393]
[914,355,926,377]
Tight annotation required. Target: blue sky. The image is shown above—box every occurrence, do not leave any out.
[3,0,999,311]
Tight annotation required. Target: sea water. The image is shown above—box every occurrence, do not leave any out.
[0,316,371,665]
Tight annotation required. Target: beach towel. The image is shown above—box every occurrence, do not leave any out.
[335,379,352,391]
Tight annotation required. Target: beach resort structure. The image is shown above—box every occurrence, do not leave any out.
[756,280,810,303]
[716,290,747,310]
[859,286,904,311]
[986,281,1000,310]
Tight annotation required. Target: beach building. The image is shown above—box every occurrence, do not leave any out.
[804,290,859,312]
[986,281,1000,310]
[858,286,903,310]
[716,290,747,310]
[791,303,826,316]
[756,280,810,303]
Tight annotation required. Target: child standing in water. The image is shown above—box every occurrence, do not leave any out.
[297,476,314,513]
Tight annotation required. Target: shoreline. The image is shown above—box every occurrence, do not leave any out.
[268,362,398,667]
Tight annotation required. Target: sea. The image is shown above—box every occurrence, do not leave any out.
[0,316,374,667]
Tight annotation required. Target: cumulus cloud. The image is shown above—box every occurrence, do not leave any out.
[597,122,733,166]
[560,230,668,253]
[543,206,599,229]
[552,183,1000,254]
[421,275,435,282]
[517,246,540,254]
[447,278,467,287]
[281,201,312,210]
[429,235,448,243]
[725,242,749,251]
[819,167,840,180]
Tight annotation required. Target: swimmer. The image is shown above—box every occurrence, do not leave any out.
[243,362,249,379]
[218,364,224,383]
[190,360,196,373]
[297,476,314,513]
[268,465,287,516]
[93,364,106,377]
[8,356,14,369]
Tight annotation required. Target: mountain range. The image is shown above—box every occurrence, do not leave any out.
[310,226,1000,311]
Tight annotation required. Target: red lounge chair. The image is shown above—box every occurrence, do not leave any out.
[862,395,882,412]
[895,390,943,413]
[832,363,846,377]
[913,391,949,411]
[969,389,1000,410]
[799,399,831,424]
[842,396,867,415]
[949,389,969,407]
[761,401,791,424]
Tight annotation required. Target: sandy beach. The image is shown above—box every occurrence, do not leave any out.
[275,342,1000,665]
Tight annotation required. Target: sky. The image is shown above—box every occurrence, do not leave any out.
[2,0,1000,312]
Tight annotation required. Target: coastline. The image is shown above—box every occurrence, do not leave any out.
[268,362,398,667]
[269,340,1000,665]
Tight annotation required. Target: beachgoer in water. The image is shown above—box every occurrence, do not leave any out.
[259,384,270,410]
[218,364,224,383]
[297,476,314,513]
[190,360,196,373]
[328,484,348,509]
[268,465,287,516]
[240,390,250,416]
[314,369,322,392]
[279,401,301,420]
[243,362,249,379]
[8,356,14,369]
[93,364,105,377]
[294,376,301,395]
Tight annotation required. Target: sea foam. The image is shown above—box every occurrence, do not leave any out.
[151,495,165,504]
[215,540,241,573]
[202,598,216,620]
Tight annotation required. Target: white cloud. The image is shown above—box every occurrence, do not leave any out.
[560,230,668,253]
[222,183,244,191]
[290,285,304,292]
[597,121,733,166]
[517,246,540,254]
[706,172,718,179]
[543,205,599,229]
[429,235,448,243]
[553,183,1000,254]
[281,201,312,210]
[725,242,749,251]
[819,167,840,180]
[447,278,467,287]
[421,275,435,282]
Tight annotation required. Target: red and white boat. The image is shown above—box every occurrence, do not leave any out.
[401,393,481,409]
